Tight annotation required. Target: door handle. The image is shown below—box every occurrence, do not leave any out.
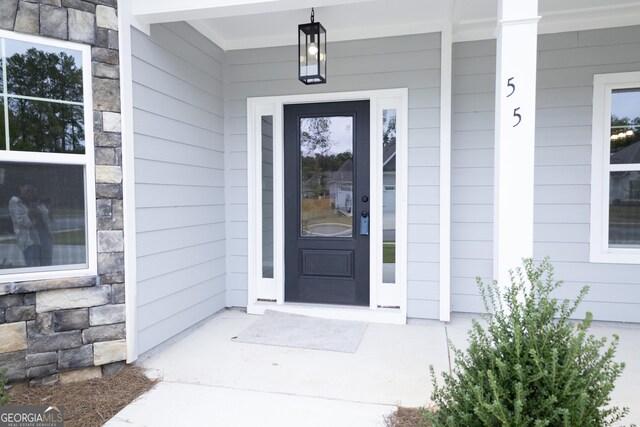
[359,210,369,236]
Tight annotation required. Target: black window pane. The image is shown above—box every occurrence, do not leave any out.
[0,50,3,90]
[0,162,87,271]
[609,171,640,247]
[610,89,640,164]
[8,98,85,154]
[0,100,5,150]
[5,39,83,103]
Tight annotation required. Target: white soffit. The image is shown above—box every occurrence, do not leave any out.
[188,0,452,50]
[132,0,640,50]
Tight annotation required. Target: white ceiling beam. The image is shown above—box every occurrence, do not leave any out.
[217,20,452,51]
[454,1,640,42]
[450,0,463,26]
[134,0,640,49]
[454,18,496,42]
[133,0,375,24]
[537,3,640,35]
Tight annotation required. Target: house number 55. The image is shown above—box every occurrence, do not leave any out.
[507,77,522,128]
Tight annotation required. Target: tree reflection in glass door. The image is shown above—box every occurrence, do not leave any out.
[300,116,354,238]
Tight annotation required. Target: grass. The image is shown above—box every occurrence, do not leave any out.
[0,369,10,405]
[50,210,83,219]
[0,229,84,246]
[609,205,640,222]
[301,197,352,227]
[53,229,85,245]
[384,241,396,264]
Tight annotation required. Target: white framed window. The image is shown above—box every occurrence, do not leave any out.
[0,30,96,281]
[590,72,640,263]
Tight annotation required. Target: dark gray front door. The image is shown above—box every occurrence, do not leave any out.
[284,101,370,305]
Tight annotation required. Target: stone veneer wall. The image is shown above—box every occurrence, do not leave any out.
[0,0,125,385]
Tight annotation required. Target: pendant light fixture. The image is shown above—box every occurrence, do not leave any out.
[298,8,327,85]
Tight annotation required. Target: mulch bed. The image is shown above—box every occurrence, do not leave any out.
[385,406,435,427]
[6,365,157,427]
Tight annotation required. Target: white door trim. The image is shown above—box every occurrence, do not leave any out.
[247,89,408,324]
[439,24,452,322]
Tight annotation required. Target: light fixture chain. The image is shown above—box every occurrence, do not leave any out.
[311,8,315,23]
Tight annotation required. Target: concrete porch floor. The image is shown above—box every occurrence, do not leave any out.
[106,309,640,426]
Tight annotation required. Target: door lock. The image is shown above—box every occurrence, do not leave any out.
[359,210,369,236]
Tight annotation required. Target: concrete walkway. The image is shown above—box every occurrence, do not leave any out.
[105,309,640,426]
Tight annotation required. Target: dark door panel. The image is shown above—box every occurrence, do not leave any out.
[300,249,354,278]
[284,101,370,306]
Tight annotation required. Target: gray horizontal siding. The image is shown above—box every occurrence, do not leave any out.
[450,39,495,314]
[450,25,640,322]
[132,22,227,355]
[534,25,640,323]
[225,33,442,318]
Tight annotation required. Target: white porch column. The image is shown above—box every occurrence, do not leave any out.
[493,0,540,286]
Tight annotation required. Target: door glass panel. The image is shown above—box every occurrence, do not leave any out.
[382,109,397,283]
[300,116,353,237]
[610,88,640,164]
[261,115,274,278]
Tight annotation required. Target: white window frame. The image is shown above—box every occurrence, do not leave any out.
[590,71,640,264]
[0,30,96,282]
[247,89,408,324]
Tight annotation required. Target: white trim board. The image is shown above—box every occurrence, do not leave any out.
[118,0,140,363]
[439,25,452,322]
[249,301,406,325]
[590,71,640,264]
[246,89,411,324]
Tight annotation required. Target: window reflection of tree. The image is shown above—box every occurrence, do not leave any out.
[610,115,640,150]
[301,117,355,198]
[5,48,84,153]
[299,117,355,236]
[383,110,396,148]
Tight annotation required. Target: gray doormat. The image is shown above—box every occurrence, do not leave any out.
[233,310,368,353]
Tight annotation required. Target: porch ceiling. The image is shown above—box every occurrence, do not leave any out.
[132,0,640,50]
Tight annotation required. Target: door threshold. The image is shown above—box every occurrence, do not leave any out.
[247,301,406,325]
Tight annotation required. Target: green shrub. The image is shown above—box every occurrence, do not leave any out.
[426,258,629,426]
[0,368,11,405]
